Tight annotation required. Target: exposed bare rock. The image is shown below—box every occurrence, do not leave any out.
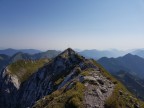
[15,48,86,108]
[1,48,142,108]
[0,67,20,107]
[83,71,114,108]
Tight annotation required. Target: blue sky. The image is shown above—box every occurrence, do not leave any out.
[0,0,144,50]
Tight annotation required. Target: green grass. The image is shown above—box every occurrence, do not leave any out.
[33,59,144,108]
[92,59,144,108]
[104,82,144,108]
[80,68,95,76]
[33,82,85,108]
[54,77,64,85]
[53,66,81,87]
[8,59,49,83]
[80,70,89,76]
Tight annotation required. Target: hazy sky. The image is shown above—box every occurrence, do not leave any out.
[0,0,144,50]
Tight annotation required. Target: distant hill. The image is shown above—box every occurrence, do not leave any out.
[32,50,61,59]
[0,50,60,71]
[0,48,143,108]
[98,53,144,78]
[79,49,126,59]
[9,52,32,63]
[9,50,61,62]
[0,48,41,56]
[131,49,144,58]
[98,54,144,100]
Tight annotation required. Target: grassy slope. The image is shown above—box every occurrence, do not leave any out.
[32,60,144,108]
[33,81,85,108]
[93,60,144,108]
[8,59,49,83]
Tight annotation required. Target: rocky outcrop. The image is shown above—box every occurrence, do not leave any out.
[16,48,86,108]
[82,70,114,108]
[0,67,20,107]
[1,48,141,108]
[0,48,115,108]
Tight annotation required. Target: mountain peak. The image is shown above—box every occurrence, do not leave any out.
[123,53,142,59]
[63,48,76,54]
[0,48,144,108]
[124,53,133,57]
[58,48,77,58]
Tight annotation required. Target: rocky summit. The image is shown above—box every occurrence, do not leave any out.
[0,48,143,108]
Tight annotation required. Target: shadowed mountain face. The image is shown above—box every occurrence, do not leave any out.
[114,71,144,100]
[0,48,143,108]
[0,54,10,71]
[98,54,144,100]
[98,53,144,79]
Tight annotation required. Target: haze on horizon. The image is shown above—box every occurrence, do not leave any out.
[0,0,144,50]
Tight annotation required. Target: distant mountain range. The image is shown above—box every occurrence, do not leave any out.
[0,48,143,108]
[131,49,144,58]
[79,49,127,59]
[98,54,144,100]
[79,49,144,59]
[0,50,61,71]
[0,48,41,56]
[98,53,144,78]
[32,50,61,59]
[1,48,144,59]
[9,52,32,63]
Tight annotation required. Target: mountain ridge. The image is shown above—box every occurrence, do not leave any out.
[0,48,143,108]
[98,54,144,100]
[98,53,144,78]
[0,48,41,56]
